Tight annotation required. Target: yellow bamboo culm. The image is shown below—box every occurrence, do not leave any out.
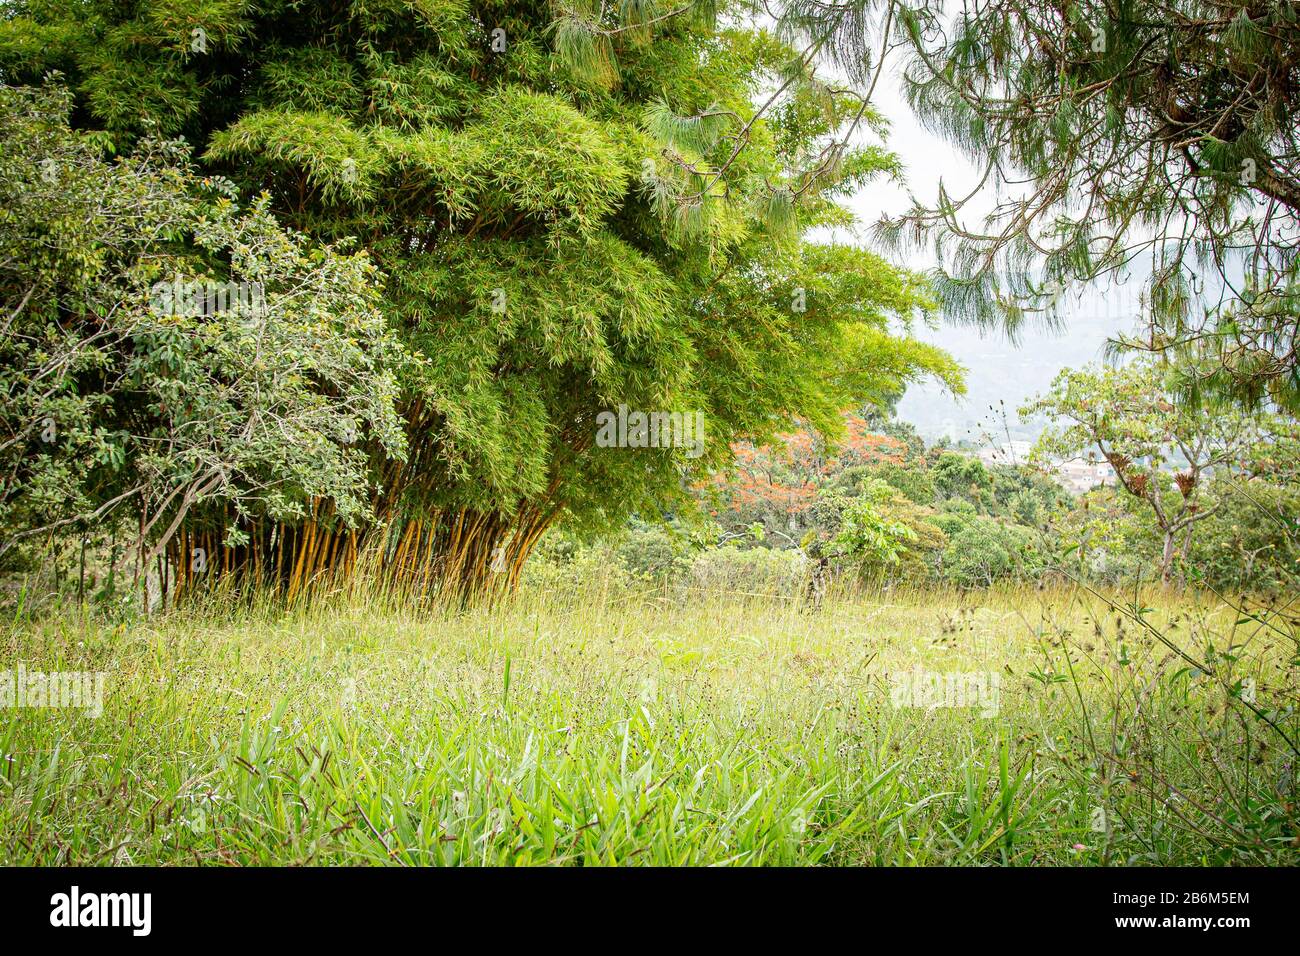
[286,505,317,602]
[166,485,562,606]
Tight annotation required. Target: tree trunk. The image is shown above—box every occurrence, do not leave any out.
[1160,530,1177,586]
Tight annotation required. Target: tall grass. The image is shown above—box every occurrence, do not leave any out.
[2,580,1297,865]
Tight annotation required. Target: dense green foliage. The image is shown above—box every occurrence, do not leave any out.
[1,3,1297,877]
[0,0,960,597]
[0,84,404,585]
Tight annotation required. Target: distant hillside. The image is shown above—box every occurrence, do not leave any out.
[898,283,1143,444]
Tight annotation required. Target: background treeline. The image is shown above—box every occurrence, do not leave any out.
[537,391,1300,597]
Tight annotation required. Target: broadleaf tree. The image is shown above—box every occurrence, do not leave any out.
[0,83,407,600]
[1026,357,1279,584]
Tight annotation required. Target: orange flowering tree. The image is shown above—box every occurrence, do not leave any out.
[700,412,910,545]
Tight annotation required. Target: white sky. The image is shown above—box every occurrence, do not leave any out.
[829,53,1142,442]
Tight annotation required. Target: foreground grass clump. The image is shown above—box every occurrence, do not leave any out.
[2,584,1297,865]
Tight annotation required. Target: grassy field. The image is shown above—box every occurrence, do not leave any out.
[2,581,1298,865]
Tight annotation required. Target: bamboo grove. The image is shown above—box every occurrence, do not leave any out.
[0,0,962,603]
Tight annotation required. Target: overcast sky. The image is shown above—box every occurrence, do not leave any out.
[832,61,1142,442]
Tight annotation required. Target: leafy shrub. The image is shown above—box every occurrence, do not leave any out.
[932,500,977,537]
[939,517,1041,587]
[1184,477,1300,594]
[616,526,692,581]
[0,83,406,582]
[804,482,945,584]
[833,481,919,569]
[932,452,993,506]
[688,546,809,597]
[873,462,937,504]
[832,462,935,504]
[520,537,636,594]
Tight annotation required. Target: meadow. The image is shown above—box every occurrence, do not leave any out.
[3,580,1296,866]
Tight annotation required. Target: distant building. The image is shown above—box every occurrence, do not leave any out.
[1054,458,1116,494]
[976,442,1116,494]
[977,440,1033,467]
